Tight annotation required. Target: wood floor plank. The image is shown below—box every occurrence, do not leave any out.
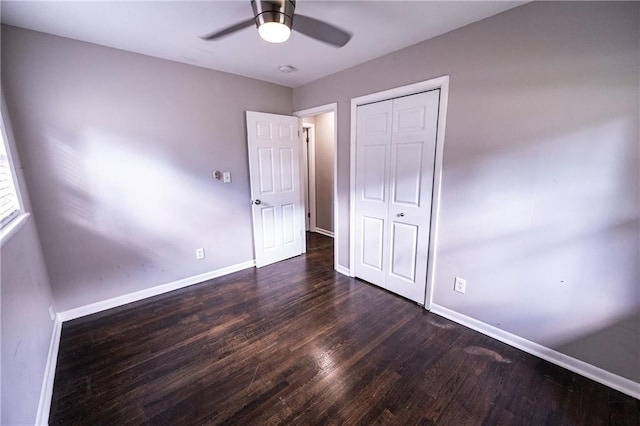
[50,232,640,425]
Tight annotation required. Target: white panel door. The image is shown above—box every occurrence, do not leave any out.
[386,90,439,302]
[247,111,304,267]
[354,100,393,286]
[354,90,440,304]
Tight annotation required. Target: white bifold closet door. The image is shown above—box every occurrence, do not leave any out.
[354,90,440,304]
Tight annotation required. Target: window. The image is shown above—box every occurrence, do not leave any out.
[0,113,23,229]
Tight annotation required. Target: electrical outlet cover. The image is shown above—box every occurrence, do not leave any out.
[196,248,205,260]
[454,277,466,294]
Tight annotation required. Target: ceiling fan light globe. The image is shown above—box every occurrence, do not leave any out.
[258,22,291,43]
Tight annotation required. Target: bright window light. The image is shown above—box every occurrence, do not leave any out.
[0,117,22,229]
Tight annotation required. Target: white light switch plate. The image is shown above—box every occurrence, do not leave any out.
[454,277,466,294]
[196,248,205,260]
[223,172,231,183]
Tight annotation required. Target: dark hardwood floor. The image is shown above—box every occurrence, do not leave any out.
[51,232,639,425]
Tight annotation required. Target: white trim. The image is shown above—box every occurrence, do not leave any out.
[314,227,334,238]
[36,315,62,425]
[349,76,450,309]
[335,264,352,277]
[58,260,255,321]
[0,212,30,247]
[431,304,640,400]
[349,100,357,277]
[424,77,449,310]
[297,120,308,255]
[301,123,312,232]
[294,103,339,274]
[304,123,317,232]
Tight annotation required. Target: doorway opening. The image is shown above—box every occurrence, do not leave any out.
[295,104,338,270]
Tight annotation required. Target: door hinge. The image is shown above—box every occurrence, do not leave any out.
[307,213,311,218]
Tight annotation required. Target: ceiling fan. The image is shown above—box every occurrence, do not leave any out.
[201,0,352,48]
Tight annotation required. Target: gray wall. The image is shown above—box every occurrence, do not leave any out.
[293,2,639,382]
[314,112,334,233]
[1,96,56,425]
[1,26,292,312]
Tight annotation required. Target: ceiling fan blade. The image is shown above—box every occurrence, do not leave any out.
[293,14,352,48]
[200,18,255,41]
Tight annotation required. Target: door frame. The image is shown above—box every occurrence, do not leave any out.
[349,76,450,309]
[294,103,339,271]
[301,123,316,232]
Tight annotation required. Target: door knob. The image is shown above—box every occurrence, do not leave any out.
[397,212,405,217]
[253,199,262,205]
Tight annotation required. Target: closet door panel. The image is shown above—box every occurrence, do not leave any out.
[354,100,393,286]
[386,90,440,303]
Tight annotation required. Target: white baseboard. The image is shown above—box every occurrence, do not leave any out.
[58,260,255,322]
[36,316,62,425]
[430,304,640,400]
[335,264,351,276]
[314,228,334,238]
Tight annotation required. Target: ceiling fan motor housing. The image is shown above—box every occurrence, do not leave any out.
[251,0,296,29]
[200,0,350,48]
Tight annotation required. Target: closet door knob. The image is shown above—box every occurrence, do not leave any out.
[397,212,405,217]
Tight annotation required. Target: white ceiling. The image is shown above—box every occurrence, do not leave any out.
[1,1,525,88]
